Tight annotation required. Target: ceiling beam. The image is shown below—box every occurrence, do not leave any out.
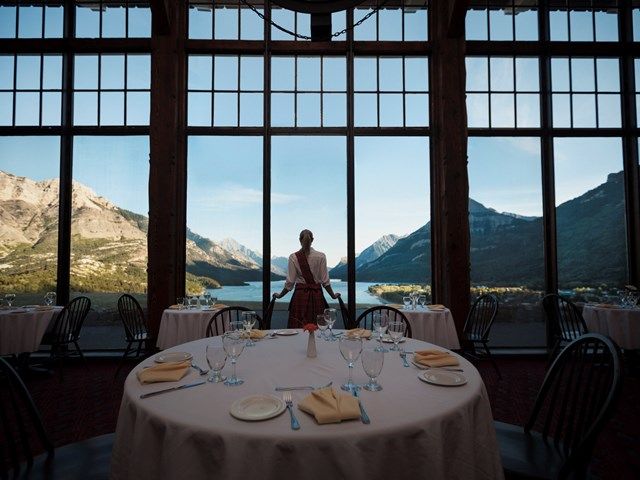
[447,0,470,38]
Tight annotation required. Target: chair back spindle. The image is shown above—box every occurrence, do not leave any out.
[118,294,149,342]
[49,296,91,345]
[206,306,265,337]
[463,294,498,342]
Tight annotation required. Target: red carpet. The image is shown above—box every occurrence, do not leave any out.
[2,356,639,479]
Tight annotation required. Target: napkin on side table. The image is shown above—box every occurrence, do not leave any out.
[298,388,360,424]
[137,360,191,384]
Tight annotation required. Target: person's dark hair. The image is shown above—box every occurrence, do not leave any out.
[299,229,313,241]
[299,229,314,248]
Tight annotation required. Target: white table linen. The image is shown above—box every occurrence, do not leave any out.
[0,306,62,355]
[156,308,222,350]
[111,334,503,480]
[400,306,461,349]
[583,305,640,350]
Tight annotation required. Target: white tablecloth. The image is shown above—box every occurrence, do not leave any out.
[111,333,503,480]
[0,306,62,355]
[156,308,223,350]
[400,306,461,349]
[583,305,640,350]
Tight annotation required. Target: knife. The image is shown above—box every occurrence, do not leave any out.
[351,387,370,424]
[140,380,206,399]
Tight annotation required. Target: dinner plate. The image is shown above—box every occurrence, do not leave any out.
[229,394,286,421]
[381,334,406,343]
[418,370,467,387]
[275,329,299,336]
[155,352,193,363]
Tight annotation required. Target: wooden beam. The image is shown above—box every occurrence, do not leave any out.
[430,0,470,340]
[447,0,470,39]
[151,0,171,36]
[147,0,186,341]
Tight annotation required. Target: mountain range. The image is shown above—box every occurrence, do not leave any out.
[0,169,627,293]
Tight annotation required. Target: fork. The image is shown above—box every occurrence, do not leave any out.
[191,361,209,375]
[283,392,300,430]
[399,351,410,368]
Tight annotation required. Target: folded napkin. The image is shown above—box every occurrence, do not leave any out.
[34,306,54,311]
[214,303,228,309]
[168,304,184,309]
[240,329,267,340]
[136,360,191,384]
[345,328,372,339]
[428,304,446,310]
[595,303,619,309]
[414,349,460,368]
[298,388,361,424]
[387,304,403,309]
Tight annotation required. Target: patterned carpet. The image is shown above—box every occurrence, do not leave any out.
[3,355,639,479]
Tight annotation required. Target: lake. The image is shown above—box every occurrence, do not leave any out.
[208,280,384,304]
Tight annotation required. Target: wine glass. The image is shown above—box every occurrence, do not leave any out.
[188,295,198,309]
[222,331,245,386]
[203,292,211,308]
[211,296,218,307]
[402,296,411,310]
[418,295,427,308]
[387,321,406,352]
[339,336,363,391]
[362,349,384,391]
[317,314,329,340]
[241,311,257,347]
[5,293,15,308]
[324,308,337,341]
[176,297,184,309]
[44,291,56,306]
[206,344,227,383]
[372,312,389,353]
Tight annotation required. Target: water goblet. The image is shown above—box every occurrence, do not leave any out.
[222,331,245,386]
[418,295,427,308]
[241,311,258,347]
[324,308,337,341]
[339,336,363,391]
[44,291,56,306]
[402,296,411,310]
[211,297,218,307]
[387,321,406,352]
[206,344,227,383]
[228,320,243,333]
[188,295,198,309]
[203,292,211,307]
[176,297,184,309]
[317,314,329,340]
[5,294,15,308]
[361,349,384,391]
[372,312,389,353]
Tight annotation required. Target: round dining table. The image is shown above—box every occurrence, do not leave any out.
[0,306,62,356]
[582,304,640,350]
[111,331,503,480]
[156,307,224,350]
[399,306,461,349]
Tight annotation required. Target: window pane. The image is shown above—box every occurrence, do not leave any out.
[71,136,149,349]
[42,55,62,89]
[127,55,151,89]
[596,58,620,92]
[379,58,403,92]
[468,137,545,347]
[467,93,489,128]
[490,93,515,128]
[0,56,13,88]
[188,92,212,126]
[551,58,570,92]
[271,57,294,91]
[550,10,568,41]
[405,57,428,92]
[126,92,150,125]
[489,8,513,41]
[378,8,402,41]
[323,57,346,91]
[16,55,40,90]
[239,92,263,126]
[552,93,571,127]
[0,6,16,38]
[215,6,238,39]
[271,8,294,41]
[296,93,320,126]
[189,56,212,90]
[103,5,126,38]
[128,6,151,37]
[240,6,263,40]
[405,94,429,126]
[595,10,617,41]
[379,93,403,126]
[74,92,98,125]
[75,4,100,38]
[0,93,12,125]
[0,136,60,301]
[404,7,428,41]
[515,9,537,40]
[554,138,627,301]
[100,91,124,125]
[214,92,238,126]
[466,57,488,91]
[15,92,39,125]
[101,55,125,89]
[354,58,377,92]
[18,6,42,38]
[297,57,320,91]
[75,55,99,90]
[186,136,263,310]
[355,93,377,127]
[271,93,294,126]
[323,93,346,127]
[189,5,212,39]
[42,92,61,125]
[215,56,238,90]
[354,8,376,41]
[571,58,595,92]
[490,57,514,92]
[570,10,594,41]
[516,94,540,128]
[354,136,430,311]
[466,9,488,40]
[572,94,596,127]
[597,94,621,128]
[271,136,347,315]
[515,58,539,91]
[44,6,64,38]
[240,56,263,91]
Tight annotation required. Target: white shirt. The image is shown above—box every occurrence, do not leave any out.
[284,248,331,290]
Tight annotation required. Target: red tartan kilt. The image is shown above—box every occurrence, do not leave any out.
[288,284,328,328]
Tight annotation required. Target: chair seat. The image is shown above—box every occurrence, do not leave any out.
[466,332,486,342]
[130,332,149,341]
[10,433,114,480]
[495,421,566,480]
[40,333,76,345]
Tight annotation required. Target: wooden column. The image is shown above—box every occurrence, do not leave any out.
[429,0,470,338]
[147,1,186,339]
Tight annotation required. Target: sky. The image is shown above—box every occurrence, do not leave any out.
[0,5,633,266]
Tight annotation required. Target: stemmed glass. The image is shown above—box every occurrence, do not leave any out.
[210,296,218,307]
[324,308,337,341]
[410,291,420,310]
[222,331,245,386]
[418,295,427,308]
[205,344,227,383]
[241,311,257,347]
[387,321,406,352]
[362,349,384,391]
[317,314,329,340]
[188,295,198,309]
[402,296,411,310]
[44,291,56,306]
[203,292,211,308]
[339,336,363,391]
[5,294,15,308]
[372,312,389,353]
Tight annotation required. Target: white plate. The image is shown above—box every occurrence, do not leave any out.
[155,352,193,363]
[418,370,467,387]
[275,329,299,336]
[230,394,286,421]
[381,335,406,343]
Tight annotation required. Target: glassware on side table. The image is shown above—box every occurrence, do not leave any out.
[5,293,15,308]
[339,336,363,391]
[44,291,56,306]
[402,296,411,310]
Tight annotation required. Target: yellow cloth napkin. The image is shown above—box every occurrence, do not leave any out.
[387,304,403,309]
[345,328,372,339]
[168,304,184,309]
[214,303,228,309]
[298,388,361,424]
[136,360,191,384]
[429,304,446,309]
[595,303,619,309]
[240,329,267,340]
[414,349,460,368]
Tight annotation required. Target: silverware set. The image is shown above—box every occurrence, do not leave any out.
[351,386,370,424]
[283,392,300,430]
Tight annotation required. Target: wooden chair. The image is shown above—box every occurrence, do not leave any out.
[0,357,114,479]
[495,333,622,479]
[115,294,153,378]
[461,294,501,378]
[206,306,265,337]
[337,295,354,329]
[263,296,276,330]
[39,296,91,381]
[542,293,589,361]
[355,306,413,338]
